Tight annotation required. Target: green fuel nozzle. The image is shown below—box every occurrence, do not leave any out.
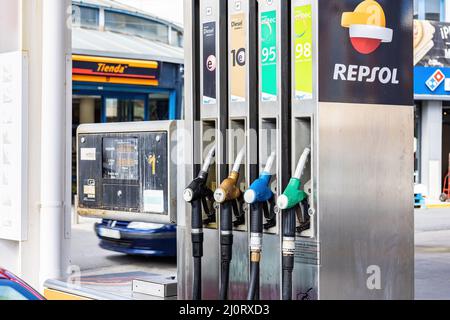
[277,148,311,210]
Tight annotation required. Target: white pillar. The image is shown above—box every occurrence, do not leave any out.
[39,0,67,286]
[446,0,450,22]
[421,100,443,200]
[80,98,95,123]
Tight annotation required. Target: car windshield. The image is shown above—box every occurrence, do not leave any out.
[0,280,39,300]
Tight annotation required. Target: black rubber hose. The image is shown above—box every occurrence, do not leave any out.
[282,207,297,300]
[250,202,263,234]
[282,255,294,300]
[193,257,202,300]
[220,201,233,300]
[191,199,203,300]
[283,207,296,237]
[247,261,260,300]
[247,202,263,300]
[220,260,230,300]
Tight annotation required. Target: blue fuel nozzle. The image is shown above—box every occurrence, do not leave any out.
[244,173,273,204]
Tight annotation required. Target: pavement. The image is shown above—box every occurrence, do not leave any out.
[415,208,450,300]
[70,209,450,300]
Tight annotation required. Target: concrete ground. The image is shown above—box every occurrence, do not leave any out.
[415,208,450,300]
[70,209,450,300]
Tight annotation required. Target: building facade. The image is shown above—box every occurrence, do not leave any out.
[72,0,184,126]
[71,0,184,193]
[414,0,450,201]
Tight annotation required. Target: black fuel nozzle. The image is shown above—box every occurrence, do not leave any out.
[184,146,216,301]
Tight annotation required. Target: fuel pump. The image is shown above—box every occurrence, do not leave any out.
[183,146,217,300]
[214,146,246,300]
[277,147,310,300]
[244,152,276,301]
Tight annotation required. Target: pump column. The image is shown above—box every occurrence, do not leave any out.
[257,0,291,300]
[226,0,259,300]
[197,0,229,300]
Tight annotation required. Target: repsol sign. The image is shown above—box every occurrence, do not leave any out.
[318,0,413,106]
[333,64,399,84]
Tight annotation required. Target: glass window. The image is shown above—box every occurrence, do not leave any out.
[105,98,122,122]
[73,5,99,28]
[415,0,442,21]
[0,285,28,300]
[171,29,184,47]
[133,100,145,121]
[105,97,146,123]
[103,138,139,181]
[148,93,170,120]
[0,281,39,300]
[105,11,169,43]
[425,0,441,21]
[414,0,419,19]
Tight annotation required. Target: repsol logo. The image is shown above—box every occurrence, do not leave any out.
[97,63,128,74]
[333,64,399,84]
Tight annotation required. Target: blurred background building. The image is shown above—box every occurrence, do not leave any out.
[414,0,450,201]
[71,0,184,193]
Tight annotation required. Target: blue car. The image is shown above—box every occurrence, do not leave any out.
[94,220,176,257]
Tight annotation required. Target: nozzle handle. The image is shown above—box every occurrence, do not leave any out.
[202,145,216,172]
[293,148,311,180]
[263,152,276,174]
[232,146,246,173]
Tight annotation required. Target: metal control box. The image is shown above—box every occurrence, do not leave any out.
[77,121,180,224]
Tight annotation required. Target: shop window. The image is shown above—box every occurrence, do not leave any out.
[148,93,170,121]
[105,97,146,123]
[133,100,145,121]
[415,0,443,21]
[104,11,169,43]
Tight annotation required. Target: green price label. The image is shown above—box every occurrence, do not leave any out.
[260,10,277,102]
[294,4,313,100]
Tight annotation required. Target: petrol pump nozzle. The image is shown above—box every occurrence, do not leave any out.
[244,152,276,301]
[244,152,275,204]
[277,148,311,210]
[184,145,216,301]
[279,147,311,301]
[214,146,246,204]
[184,146,216,203]
[216,145,246,300]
